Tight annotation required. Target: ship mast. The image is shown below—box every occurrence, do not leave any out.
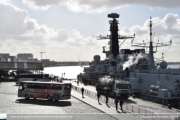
[131,16,172,70]
[149,17,155,69]
[98,13,135,58]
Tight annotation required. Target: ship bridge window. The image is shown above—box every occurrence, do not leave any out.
[116,84,130,89]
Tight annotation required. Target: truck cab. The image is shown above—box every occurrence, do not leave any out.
[114,81,131,99]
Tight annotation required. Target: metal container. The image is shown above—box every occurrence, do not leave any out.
[153,91,158,95]
[158,89,168,98]
[168,92,172,99]
[150,85,155,90]
[150,90,158,95]
[155,86,161,91]
[98,78,113,87]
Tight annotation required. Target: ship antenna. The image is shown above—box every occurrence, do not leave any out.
[150,16,152,42]
[153,32,155,42]
[148,16,155,69]
[131,16,172,70]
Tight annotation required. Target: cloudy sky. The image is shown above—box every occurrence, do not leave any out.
[1,0,180,62]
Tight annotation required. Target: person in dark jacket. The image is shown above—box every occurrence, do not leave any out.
[97,92,101,103]
[114,98,118,111]
[77,79,79,86]
[120,99,124,110]
[81,87,84,98]
[106,94,109,106]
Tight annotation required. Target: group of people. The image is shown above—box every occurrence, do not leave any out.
[114,98,124,111]
[97,91,124,111]
[80,85,125,112]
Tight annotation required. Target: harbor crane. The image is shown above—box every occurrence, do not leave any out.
[35,52,46,61]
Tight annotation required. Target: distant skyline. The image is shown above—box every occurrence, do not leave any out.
[1,0,180,62]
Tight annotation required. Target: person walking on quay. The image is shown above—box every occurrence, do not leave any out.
[81,87,84,98]
[97,92,101,103]
[120,99,124,111]
[114,98,118,111]
[106,94,109,106]
[77,79,79,86]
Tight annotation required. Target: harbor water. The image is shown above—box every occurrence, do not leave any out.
[43,66,88,79]
[43,64,180,79]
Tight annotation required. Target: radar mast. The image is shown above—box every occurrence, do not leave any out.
[131,17,172,70]
[98,13,135,58]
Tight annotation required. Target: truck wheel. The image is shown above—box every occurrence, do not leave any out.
[25,94,29,100]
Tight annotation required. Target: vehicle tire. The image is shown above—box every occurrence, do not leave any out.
[25,94,29,100]
[47,96,52,101]
[55,99,58,102]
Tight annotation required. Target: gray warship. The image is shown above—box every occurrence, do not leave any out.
[78,13,180,109]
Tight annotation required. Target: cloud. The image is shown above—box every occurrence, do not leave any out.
[55,29,69,41]
[67,29,97,47]
[0,0,10,3]
[0,3,28,35]
[0,3,103,61]
[121,13,180,37]
[2,2,180,61]
[121,13,180,62]
[0,3,70,44]
[22,0,180,13]
[22,0,62,10]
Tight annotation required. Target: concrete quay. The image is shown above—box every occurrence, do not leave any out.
[63,80,143,120]
[0,82,116,120]
[0,81,179,120]
[63,80,180,120]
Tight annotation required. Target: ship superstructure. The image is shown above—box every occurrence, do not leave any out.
[78,13,135,85]
[78,13,180,109]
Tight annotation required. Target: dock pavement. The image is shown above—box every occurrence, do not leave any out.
[63,80,180,120]
[63,80,144,120]
[64,80,179,113]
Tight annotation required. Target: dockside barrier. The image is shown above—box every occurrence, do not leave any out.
[71,85,175,120]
